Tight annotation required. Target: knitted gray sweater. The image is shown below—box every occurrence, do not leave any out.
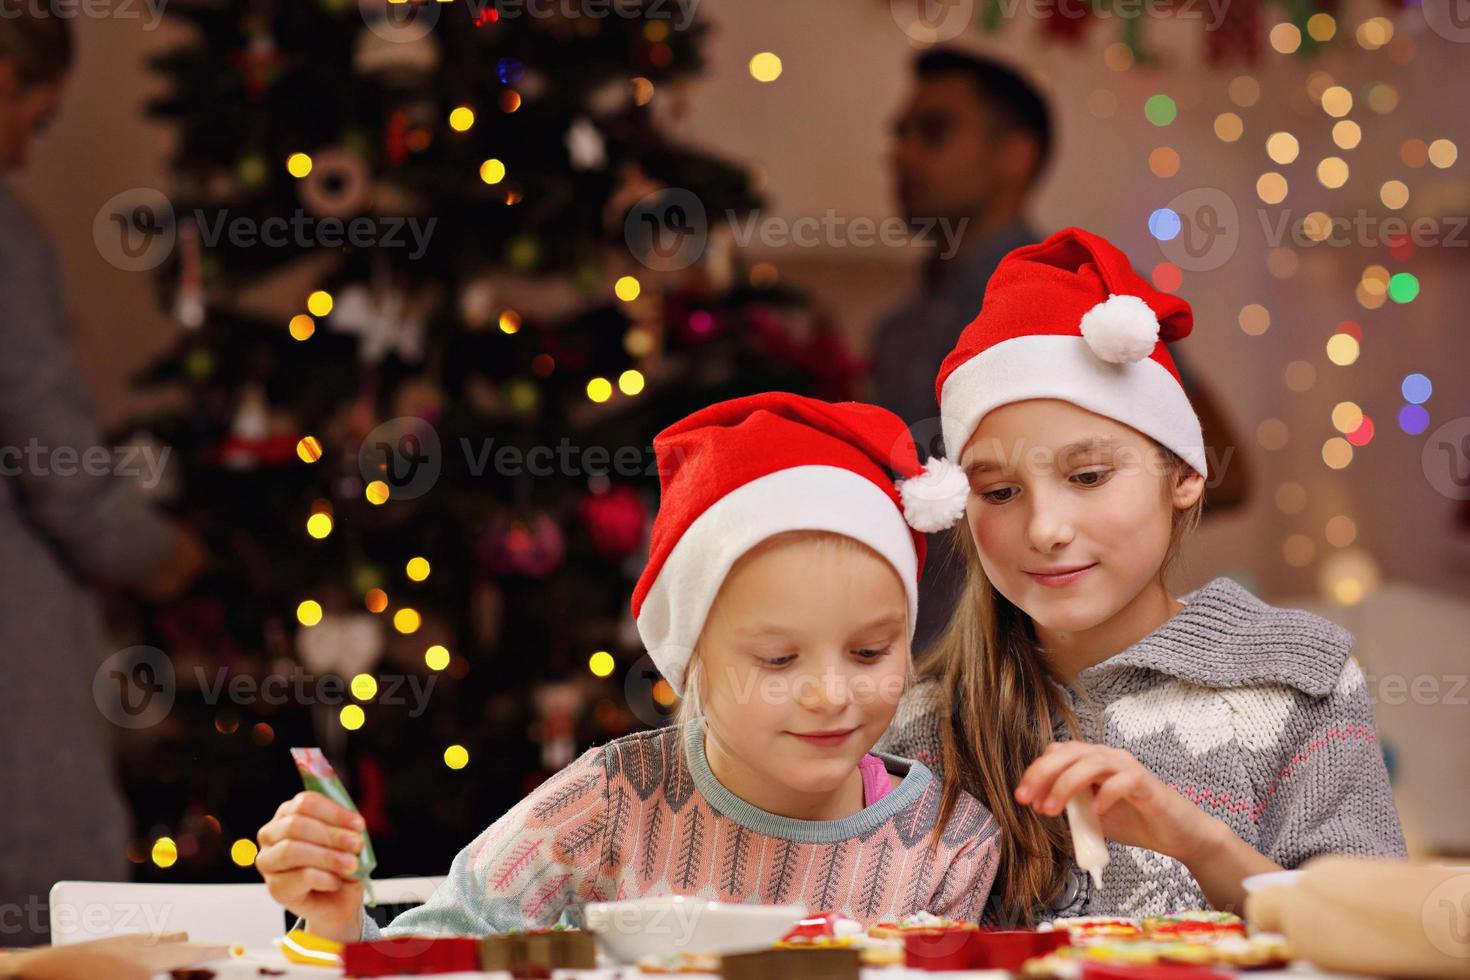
[876,576,1406,923]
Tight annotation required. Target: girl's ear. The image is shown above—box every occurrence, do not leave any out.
[1171,468,1206,510]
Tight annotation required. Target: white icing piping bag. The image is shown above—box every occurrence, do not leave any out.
[1065,786,1110,890]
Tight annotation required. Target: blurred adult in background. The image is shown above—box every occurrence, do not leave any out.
[0,5,206,945]
[873,48,1247,655]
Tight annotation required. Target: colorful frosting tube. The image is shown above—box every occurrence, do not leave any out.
[290,747,378,906]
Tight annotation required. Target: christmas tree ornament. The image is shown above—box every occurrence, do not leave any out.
[352,22,442,82]
[296,611,386,678]
[476,511,565,578]
[564,116,607,171]
[297,148,376,218]
[172,217,206,330]
[577,484,646,560]
[329,284,428,364]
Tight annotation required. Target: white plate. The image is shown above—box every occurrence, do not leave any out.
[582,896,806,963]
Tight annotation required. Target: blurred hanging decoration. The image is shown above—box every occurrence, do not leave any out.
[127,0,858,881]
[577,484,647,561]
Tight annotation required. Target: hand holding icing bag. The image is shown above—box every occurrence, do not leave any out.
[290,747,378,906]
[1065,785,1110,889]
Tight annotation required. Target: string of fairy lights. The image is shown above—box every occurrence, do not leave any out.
[1088,13,1455,606]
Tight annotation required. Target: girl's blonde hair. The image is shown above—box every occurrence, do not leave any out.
[923,446,1204,925]
[676,529,918,727]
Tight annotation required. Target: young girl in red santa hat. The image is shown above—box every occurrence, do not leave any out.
[256,392,998,943]
[878,226,1405,926]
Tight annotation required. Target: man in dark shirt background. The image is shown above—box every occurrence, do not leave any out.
[873,49,1247,654]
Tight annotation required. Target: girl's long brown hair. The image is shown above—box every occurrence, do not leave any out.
[924,448,1205,925]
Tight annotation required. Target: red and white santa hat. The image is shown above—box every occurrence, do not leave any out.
[632,392,968,696]
[936,226,1208,476]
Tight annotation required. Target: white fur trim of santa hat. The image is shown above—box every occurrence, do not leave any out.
[939,334,1208,477]
[635,465,920,697]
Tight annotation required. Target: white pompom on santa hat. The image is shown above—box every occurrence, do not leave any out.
[632,392,967,696]
[935,226,1208,477]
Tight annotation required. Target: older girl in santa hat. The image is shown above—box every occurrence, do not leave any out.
[878,227,1405,926]
[257,392,999,943]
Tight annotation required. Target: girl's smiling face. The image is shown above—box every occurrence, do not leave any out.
[694,533,911,821]
[959,399,1204,653]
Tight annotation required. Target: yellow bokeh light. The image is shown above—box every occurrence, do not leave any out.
[406,556,431,581]
[340,704,365,731]
[1276,482,1308,514]
[393,607,422,634]
[286,153,313,178]
[1332,120,1361,150]
[1284,534,1316,568]
[1238,304,1271,336]
[1326,333,1360,366]
[1266,132,1300,165]
[444,744,469,769]
[307,290,334,317]
[1322,437,1354,470]
[586,377,613,403]
[350,673,378,701]
[1269,23,1301,54]
[306,513,333,539]
[499,310,521,334]
[1428,139,1459,169]
[1332,401,1364,433]
[652,679,677,707]
[231,838,258,867]
[748,52,782,83]
[1380,180,1409,210]
[1103,42,1133,72]
[1302,211,1333,242]
[365,480,390,505]
[296,436,323,463]
[614,276,641,302]
[618,370,646,396]
[297,600,323,627]
[1256,172,1288,205]
[1326,515,1358,548]
[1214,112,1244,143]
[479,158,507,184]
[425,644,451,671]
[449,106,475,132]
[1307,12,1336,40]
[1317,157,1349,189]
[589,650,615,677]
[1320,86,1353,118]
[1228,76,1260,107]
[1357,16,1393,48]
[289,314,316,341]
[365,588,389,614]
[151,837,178,869]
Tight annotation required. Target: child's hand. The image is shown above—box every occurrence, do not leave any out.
[1015,742,1218,863]
[255,791,367,944]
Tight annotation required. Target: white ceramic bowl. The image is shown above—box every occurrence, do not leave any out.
[1242,869,1303,893]
[582,896,807,963]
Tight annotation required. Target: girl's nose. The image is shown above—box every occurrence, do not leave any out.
[1026,495,1077,552]
[795,668,852,711]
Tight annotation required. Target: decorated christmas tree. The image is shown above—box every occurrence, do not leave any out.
[112,0,860,882]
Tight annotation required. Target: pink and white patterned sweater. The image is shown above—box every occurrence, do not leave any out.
[365,719,1000,937]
